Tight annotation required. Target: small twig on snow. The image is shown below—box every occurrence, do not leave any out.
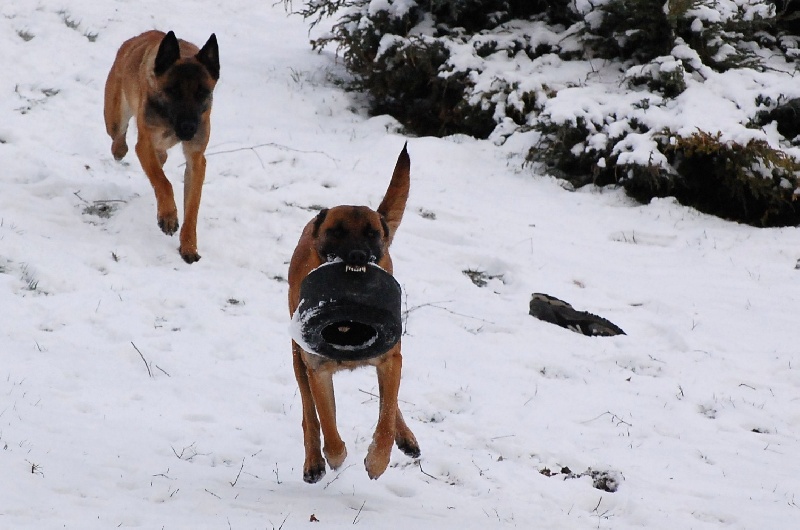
[188,142,338,170]
[417,461,439,481]
[324,463,355,489]
[590,497,614,526]
[358,388,414,406]
[403,301,495,325]
[229,457,245,487]
[152,468,174,480]
[581,411,632,428]
[269,513,290,530]
[352,500,366,525]
[26,460,43,476]
[131,342,153,378]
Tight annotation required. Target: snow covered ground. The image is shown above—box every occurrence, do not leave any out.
[2,1,800,528]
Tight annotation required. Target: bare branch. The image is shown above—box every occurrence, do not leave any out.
[229,458,245,487]
[131,342,152,378]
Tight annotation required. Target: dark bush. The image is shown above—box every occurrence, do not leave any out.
[296,0,568,138]
[583,0,674,63]
[662,133,800,226]
[758,98,800,140]
[621,132,800,227]
[365,39,497,137]
[292,0,800,227]
[429,0,560,31]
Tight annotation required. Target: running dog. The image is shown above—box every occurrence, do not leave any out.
[288,145,421,483]
[104,30,219,263]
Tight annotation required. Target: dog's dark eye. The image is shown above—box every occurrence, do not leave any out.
[165,86,180,97]
[364,227,380,239]
[196,87,209,99]
[327,224,347,239]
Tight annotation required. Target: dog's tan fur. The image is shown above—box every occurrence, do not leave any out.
[288,145,420,483]
[103,30,219,263]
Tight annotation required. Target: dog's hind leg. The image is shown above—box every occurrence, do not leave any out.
[292,343,327,483]
[103,69,130,161]
[394,408,420,458]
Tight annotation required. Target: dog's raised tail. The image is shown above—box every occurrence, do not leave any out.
[377,143,410,246]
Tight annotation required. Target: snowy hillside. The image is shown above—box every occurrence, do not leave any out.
[1,1,800,529]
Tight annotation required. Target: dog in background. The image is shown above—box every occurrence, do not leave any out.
[104,30,219,263]
[288,145,421,483]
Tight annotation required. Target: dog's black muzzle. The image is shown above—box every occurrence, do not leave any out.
[338,249,376,273]
[175,115,199,141]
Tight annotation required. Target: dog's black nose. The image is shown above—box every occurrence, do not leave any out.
[176,120,198,140]
[347,250,368,266]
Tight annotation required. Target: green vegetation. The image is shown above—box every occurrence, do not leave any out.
[291,0,800,226]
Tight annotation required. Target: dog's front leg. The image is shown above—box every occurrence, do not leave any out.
[306,364,348,473]
[179,146,206,263]
[292,343,328,483]
[364,347,402,479]
[135,132,179,237]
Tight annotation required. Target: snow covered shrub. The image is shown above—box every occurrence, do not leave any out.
[623,131,800,226]
[534,115,615,187]
[575,0,776,70]
[292,0,800,226]
[624,55,687,97]
[758,98,800,139]
[771,0,800,46]
[580,0,674,63]
[666,0,775,71]
[652,131,800,226]
[531,97,659,188]
[428,0,541,31]
[534,110,800,226]
[292,0,570,137]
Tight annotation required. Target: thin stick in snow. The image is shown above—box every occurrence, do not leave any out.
[352,500,366,525]
[131,342,152,378]
[418,461,439,481]
[229,457,245,487]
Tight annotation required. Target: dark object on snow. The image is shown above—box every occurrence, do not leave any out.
[293,262,402,361]
[529,293,625,336]
[764,99,800,140]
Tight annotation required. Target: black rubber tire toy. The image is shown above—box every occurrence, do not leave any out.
[293,262,402,361]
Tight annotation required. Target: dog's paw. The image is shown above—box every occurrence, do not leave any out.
[157,216,179,236]
[157,214,179,236]
[324,443,347,470]
[396,437,421,459]
[303,462,326,484]
[180,249,201,264]
[111,138,128,161]
[364,444,391,480]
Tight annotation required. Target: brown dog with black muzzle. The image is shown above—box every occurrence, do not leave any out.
[288,145,421,483]
[104,30,219,263]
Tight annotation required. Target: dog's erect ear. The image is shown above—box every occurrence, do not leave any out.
[377,143,410,247]
[197,34,220,81]
[154,31,181,77]
[312,208,329,238]
[379,216,390,239]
